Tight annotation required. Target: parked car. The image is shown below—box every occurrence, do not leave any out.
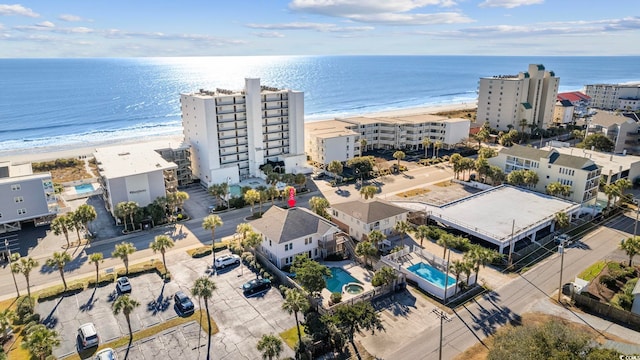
[174,291,195,316]
[95,347,118,360]
[78,322,99,350]
[215,254,241,269]
[242,278,271,296]
[116,276,132,294]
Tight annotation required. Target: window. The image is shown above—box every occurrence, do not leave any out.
[269,240,272,246]
[11,184,20,191]
[14,196,24,203]
[17,209,27,215]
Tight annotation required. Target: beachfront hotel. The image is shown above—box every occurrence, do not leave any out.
[305,114,470,168]
[488,144,601,205]
[0,161,57,234]
[477,64,559,131]
[584,83,640,111]
[180,78,307,187]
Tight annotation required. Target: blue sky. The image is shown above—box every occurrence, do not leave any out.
[1,0,639,57]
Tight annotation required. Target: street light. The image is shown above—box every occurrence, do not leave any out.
[5,239,20,297]
[557,237,566,303]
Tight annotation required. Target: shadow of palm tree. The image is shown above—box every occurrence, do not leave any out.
[79,288,98,312]
[42,297,63,329]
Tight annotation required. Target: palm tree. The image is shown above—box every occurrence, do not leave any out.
[436,233,455,259]
[360,138,367,157]
[46,251,72,290]
[450,260,465,295]
[202,214,224,270]
[615,178,632,205]
[89,252,104,284]
[192,276,217,360]
[244,189,260,215]
[620,236,640,266]
[75,204,97,237]
[281,288,310,347]
[236,222,253,245]
[414,225,429,248]
[465,245,502,281]
[0,308,14,341]
[22,323,60,360]
[393,220,412,248]
[359,185,377,200]
[125,201,139,230]
[327,160,343,187]
[554,212,570,230]
[309,196,331,219]
[371,266,397,292]
[266,186,279,206]
[112,242,136,274]
[367,229,386,248]
[112,294,140,341]
[50,215,71,248]
[604,183,621,210]
[434,141,443,158]
[69,210,83,241]
[115,201,129,231]
[355,241,377,267]
[256,334,283,360]
[11,256,39,298]
[422,137,431,157]
[393,150,405,168]
[149,234,175,275]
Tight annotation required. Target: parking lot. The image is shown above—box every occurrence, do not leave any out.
[37,249,295,359]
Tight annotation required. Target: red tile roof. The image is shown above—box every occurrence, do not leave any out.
[557,91,591,102]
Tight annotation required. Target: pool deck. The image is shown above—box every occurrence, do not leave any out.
[319,260,375,307]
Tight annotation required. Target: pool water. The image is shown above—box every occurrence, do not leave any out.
[74,183,95,194]
[229,185,241,197]
[344,283,364,294]
[407,262,456,289]
[325,267,361,294]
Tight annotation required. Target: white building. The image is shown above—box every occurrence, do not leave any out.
[477,64,560,131]
[588,112,640,155]
[329,199,409,242]
[181,78,307,187]
[585,83,640,111]
[305,114,470,167]
[0,161,57,233]
[250,206,342,269]
[488,144,601,204]
[305,120,360,168]
[94,146,178,218]
[553,99,574,126]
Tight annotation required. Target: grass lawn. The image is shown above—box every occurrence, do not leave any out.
[578,260,606,281]
[280,325,305,349]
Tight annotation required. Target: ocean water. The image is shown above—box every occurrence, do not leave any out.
[1,56,639,152]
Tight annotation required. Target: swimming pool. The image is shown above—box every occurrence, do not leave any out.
[407,262,456,289]
[74,183,95,195]
[229,185,242,197]
[325,267,361,294]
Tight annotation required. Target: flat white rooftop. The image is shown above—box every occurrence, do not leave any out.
[94,145,177,179]
[434,185,578,242]
[543,145,640,174]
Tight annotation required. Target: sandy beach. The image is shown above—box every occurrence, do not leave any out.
[0,101,477,164]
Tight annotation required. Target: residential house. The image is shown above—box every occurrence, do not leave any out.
[250,206,342,269]
[553,99,574,126]
[329,199,409,242]
[557,91,591,117]
[588,112,640,154]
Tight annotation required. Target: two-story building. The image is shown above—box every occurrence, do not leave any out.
[0,161,57,234]
[250,206,343,269]
[329,199,409,242]
[488,144,601,204]
[588,112,640,154]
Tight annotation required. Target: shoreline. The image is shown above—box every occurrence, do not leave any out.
[0,101,477,164]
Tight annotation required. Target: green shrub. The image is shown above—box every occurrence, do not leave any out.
[87,274,116,288]
[323,253,345,262]
[229,197,246,209]
[37,282,85,302]
[15,296,35,325]
[330,292,342,305]
[599,274,617,289]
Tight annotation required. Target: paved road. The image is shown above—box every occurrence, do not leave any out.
[375,213,637,360]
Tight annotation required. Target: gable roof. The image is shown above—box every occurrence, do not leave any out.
[590,112,636,127]
[500,145,598,171]
[250,206,336,244]
[330,199,408,224]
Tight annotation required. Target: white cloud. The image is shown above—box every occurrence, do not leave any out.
[246,22,374,33]
[0,4,39,17]
[254,31,285,38]
[478,0,543,9]
[288,0,467,25]
[36,21,54,28]
[58,14,88,22]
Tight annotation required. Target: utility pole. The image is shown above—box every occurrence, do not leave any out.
[557,237,566,303]
[507,219,515,268]
[432,308,452,360]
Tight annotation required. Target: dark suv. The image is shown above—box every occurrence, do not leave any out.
[174,291,195,316]
[242,278,271,296]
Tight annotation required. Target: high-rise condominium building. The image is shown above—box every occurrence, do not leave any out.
[181,78,307,187]
[477,64,559,132]
[584,83,640,111]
